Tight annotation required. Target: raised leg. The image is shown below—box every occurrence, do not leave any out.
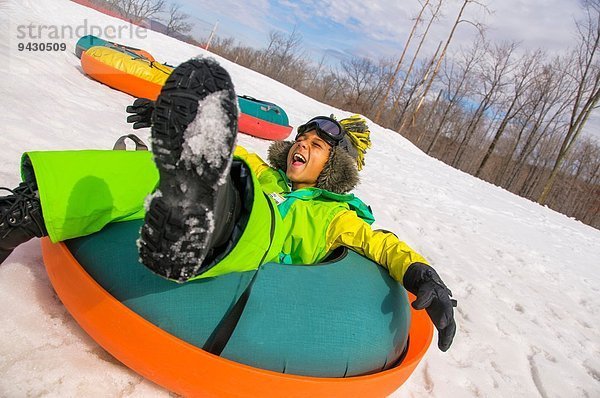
[138,58,240,282]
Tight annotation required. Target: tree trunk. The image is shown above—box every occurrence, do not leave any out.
[404,0,473,135]
[374,0,430,123]
[538,8,600,204]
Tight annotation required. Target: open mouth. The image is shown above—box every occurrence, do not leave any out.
[292,153,306,166]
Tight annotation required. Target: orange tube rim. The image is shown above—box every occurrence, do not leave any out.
[41,238,432,398]
[81,51,163,100]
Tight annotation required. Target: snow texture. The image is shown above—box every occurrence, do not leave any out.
[181,90,232,182]
[0,0,599,397]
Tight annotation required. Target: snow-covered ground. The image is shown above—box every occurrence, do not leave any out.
[1,1,599,396]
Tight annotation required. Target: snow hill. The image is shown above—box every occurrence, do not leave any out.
[1,1,599,397]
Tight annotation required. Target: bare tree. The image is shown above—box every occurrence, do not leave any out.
[107,0,165,21]
[395,42,443,129]
[260,27,306,82]
[307,54,328,88]
[340,57,378,107]
[407,0,488,137]
[163,3,193,36]
[209,36,235,54]
[538,2,600,203]
[451,41,518,168]
[474,49,541,176]
[374,0,431,123]
[358,58,399,116]
[390,0,444,127]
[498,57,572,188]
[558,138,598,212]
[203,5,600,229]
[424,38,484,153]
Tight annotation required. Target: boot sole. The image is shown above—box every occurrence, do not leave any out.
[138,58,238,282]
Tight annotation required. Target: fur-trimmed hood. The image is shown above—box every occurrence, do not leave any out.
[267,139,359,194]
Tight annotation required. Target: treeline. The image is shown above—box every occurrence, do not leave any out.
[76,0,599,229]
[77,0,195,37]
[208,4,600,230]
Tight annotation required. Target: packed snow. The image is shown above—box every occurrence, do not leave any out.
[182,90,235,177]
[1,0,599,397]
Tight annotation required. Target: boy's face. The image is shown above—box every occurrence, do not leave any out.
[286,130,332,190]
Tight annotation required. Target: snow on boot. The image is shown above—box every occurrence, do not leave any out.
[0,182,48,264]
[138,58,238,283]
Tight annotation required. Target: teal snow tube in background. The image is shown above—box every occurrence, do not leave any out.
[65,219,411,377]
[75,35,292,140]
[237,95,290,126]
[75,35,110,58]
[75,35,155,60]
[237,95,293,140]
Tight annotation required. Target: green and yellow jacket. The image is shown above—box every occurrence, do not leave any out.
[234,147,428,283]
[22,147,427,283]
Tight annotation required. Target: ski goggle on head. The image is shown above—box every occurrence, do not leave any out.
[296,116,345,147]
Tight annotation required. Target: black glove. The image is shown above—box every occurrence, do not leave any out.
[403,262,457,351]
[126,98,155,129]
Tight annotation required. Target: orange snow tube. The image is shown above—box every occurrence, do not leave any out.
[41,236,433,398]
[81,46,173,100]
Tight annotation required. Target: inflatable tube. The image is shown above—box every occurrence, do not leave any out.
[238,95,293,140]
[81,46,172,100]
[238,95,290,126]
[75,35,155,61]
[238,113,292,141]
[42,220,433,397]
[79,43,292,140]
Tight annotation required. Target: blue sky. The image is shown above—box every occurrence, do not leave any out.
[177,0,587,65]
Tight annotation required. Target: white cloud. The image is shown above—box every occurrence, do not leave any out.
[283,0,587,56]
[182,1,588,59]
[184,0,273,37]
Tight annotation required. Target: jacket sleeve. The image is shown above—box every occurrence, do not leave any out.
[325,210,429,283]
[233,146,272,178]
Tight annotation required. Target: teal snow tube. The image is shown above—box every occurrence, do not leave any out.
[237,96,293,140]
[237,95,290,126]
[75,35,154,60]
[75,35,109,58]
[64,219,411,377]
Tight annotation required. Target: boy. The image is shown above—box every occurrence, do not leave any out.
[0,58,456,351]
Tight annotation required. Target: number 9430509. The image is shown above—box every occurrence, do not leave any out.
[18,42,67,52]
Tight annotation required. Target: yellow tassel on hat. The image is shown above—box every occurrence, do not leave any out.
[339,114,372,171]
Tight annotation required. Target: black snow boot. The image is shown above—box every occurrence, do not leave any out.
[138,58,239,283]
[0,181,48,265]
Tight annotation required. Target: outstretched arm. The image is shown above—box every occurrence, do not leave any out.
[326,210,427,281]
[326,210,457,351]
[403,262,457,351]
